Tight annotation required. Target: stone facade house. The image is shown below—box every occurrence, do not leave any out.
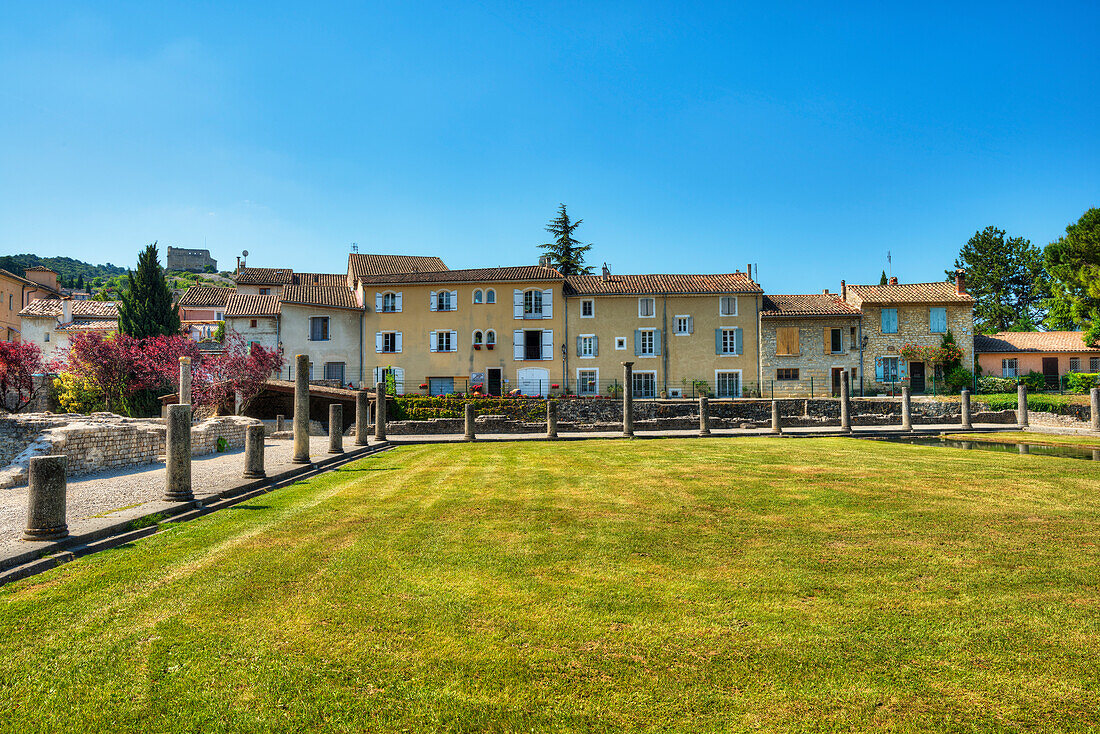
[19,298,119,359]
[844,273,975,394]
[759,293,862,397]
[224,294,281,356]
[975,331,1100,387]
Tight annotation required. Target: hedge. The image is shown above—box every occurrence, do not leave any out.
[973,392,1076,414]
[1066,372,1100,394]
[391,395,546,422]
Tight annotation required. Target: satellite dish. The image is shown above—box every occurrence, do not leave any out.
[242,249,249,257]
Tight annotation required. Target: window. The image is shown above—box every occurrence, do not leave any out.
[473,289,483,304]
[850,326,858,349]
[578,335,596,357]
[615,336,627,350]
[581,299,594,318]
[638,298,655,317]
[1069,357,1080,372]
[1092,357,1100,372]
[486,289,496,304]
[382,332,398,353]
[719,296,738,316]
[776,327,799,356]
[382,292,397,312]
[44,332,50,342]
[8,294,12,310]
[309,316,329,341]
[486,330,496,347]
[881,308,898,334]
[777,368,799,381]
[578,369,598,396]
[882,357,900,382]
[929,307,947,333]
[830,328,843,354]
[259,288,270,296]
[716,371,741,398]
[435,331,453,352]
[215,311,224,320]
[1002,358,1018,378]
[524,289,543,317]
[674,315,692,335]
[324,362,345,383]
[632,371,656,398]
[718,328,741,355]
[473,330,483,346]
[638,329,655,355]
[250,319,257,328]
[436,291,453,311]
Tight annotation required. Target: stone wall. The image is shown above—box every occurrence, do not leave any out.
[0,413,258,489]
[759,317,861,397]
[860,303,975,393]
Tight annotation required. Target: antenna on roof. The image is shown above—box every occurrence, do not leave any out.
[887,250,892,277]
[351,242,359,253]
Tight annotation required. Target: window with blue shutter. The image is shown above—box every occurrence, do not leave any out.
[881,308,898,333]
[930,307,947,333]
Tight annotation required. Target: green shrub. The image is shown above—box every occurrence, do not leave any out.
[974,392,1073,413]
[977,376,1016,394]
[391,395,545,422]
[944,367,973,393]
[1020,370,1046,391]
[1066,372,1100,394]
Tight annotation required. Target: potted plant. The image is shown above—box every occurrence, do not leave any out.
[474,343,481,350]
[486,342,494,350]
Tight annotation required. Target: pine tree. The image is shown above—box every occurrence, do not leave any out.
[879,270,888,285]
[538,204,593,275]
[118,242,181,338]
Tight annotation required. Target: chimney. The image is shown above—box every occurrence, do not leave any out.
[889,276,898,286]
[822,288,829,295]
[61,296,72,324]
[840,279,847,300]
[538,254,552,268]
[601,263,610,282]
[955,269,966,295]
[747,264,752,280]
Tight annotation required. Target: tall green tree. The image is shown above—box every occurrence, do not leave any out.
[879,270,888,285]
[118,242,181,338]
[1045,207,1100,345]
[946,226,1048,333]
[539,204,593,275]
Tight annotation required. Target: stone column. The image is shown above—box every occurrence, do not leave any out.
[840,372,852,433]
[901,387,912,431]
[178,356,192,405]
[960,389,973,430]
[374,382,387,441]
[276,414,285,433]
[1091,388,1099,432]
[22,455,68,541]
[243,424,266,478]
[622,362,634,437]
[1092,449,1100,462]
[546,399,558,440]
[464,402,476,441]
[292,354,311,464]
[355,390,370,445]
[771,400,782,434]
[698,396,710,436]
[328,403,344,454]
[1019,443,1030,455]
[1017,383,1029,428]
[234,389,243,416]
[165,403,194,501]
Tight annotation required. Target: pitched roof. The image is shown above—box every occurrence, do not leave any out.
[236,267,295,285]
[281,285,361,310]
[975,331,1100,354]
[178,285,235,307]
[565,272,762,296]
[24,265,57,273]
[292,272,346,287]
[348,253,448,281]
[846,281,973,305]
[225,294,281,317]
[358,265,563,286]
[761,294,862,318]
[19,299,120,319]
[0,268,59,294]
[56,321,118,333]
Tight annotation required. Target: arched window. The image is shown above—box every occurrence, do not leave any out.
[486,289,496,304]
[486,330,496,346]
[473,330,483,345]
[382,292,397,312]
[473,289,483,304]
[436,291,452,311]
[524,289,543,316]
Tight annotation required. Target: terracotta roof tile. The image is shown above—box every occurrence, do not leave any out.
[281,285,361,310]
[56,321,118,333]
[348,254,448,280]
[24,265,57,273]
[565,272,762,296]
[761,294,862,317]
[975,331,1100,354]
[235,267,295,285]
[19,299,120,318]
[359,265,562,285]
[292,272,347,287]
[846,281,973,305]
[178,285,235,307]
[225,294,281,317]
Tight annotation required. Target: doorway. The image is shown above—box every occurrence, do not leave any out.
[487,368,502,396]
[909,362,925,393]
[1042,357,1059,389]
[831,367,844,397]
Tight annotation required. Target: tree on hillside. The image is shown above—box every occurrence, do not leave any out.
[118,242,180,338]
[946,226,1049,333]
[1045,207,1100,345]
[879,270,888,285]
[538,204,593,275]
[76,273,85,291]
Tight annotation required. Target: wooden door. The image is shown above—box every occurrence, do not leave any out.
[487,368,502,396]
[831,367,843,397]
[909,362,925,393]
[1042,357,1059,389]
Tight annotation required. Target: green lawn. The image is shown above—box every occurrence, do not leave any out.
[2,439,1100,732]
[945,431,1100,449]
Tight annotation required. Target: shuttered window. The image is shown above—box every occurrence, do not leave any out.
[929,307,947,333]
[881,308,898,334]
[776,327,799,356]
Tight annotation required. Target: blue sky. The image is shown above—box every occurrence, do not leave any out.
[1,1,1097,292]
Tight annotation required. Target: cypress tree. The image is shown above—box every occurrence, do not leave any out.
[879,270,889,285]
[118,242,181,338]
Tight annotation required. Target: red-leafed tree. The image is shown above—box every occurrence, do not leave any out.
[193,332,283,414]
[0,340,45,412]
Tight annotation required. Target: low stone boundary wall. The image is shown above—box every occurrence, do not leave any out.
[0,413,259,489]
